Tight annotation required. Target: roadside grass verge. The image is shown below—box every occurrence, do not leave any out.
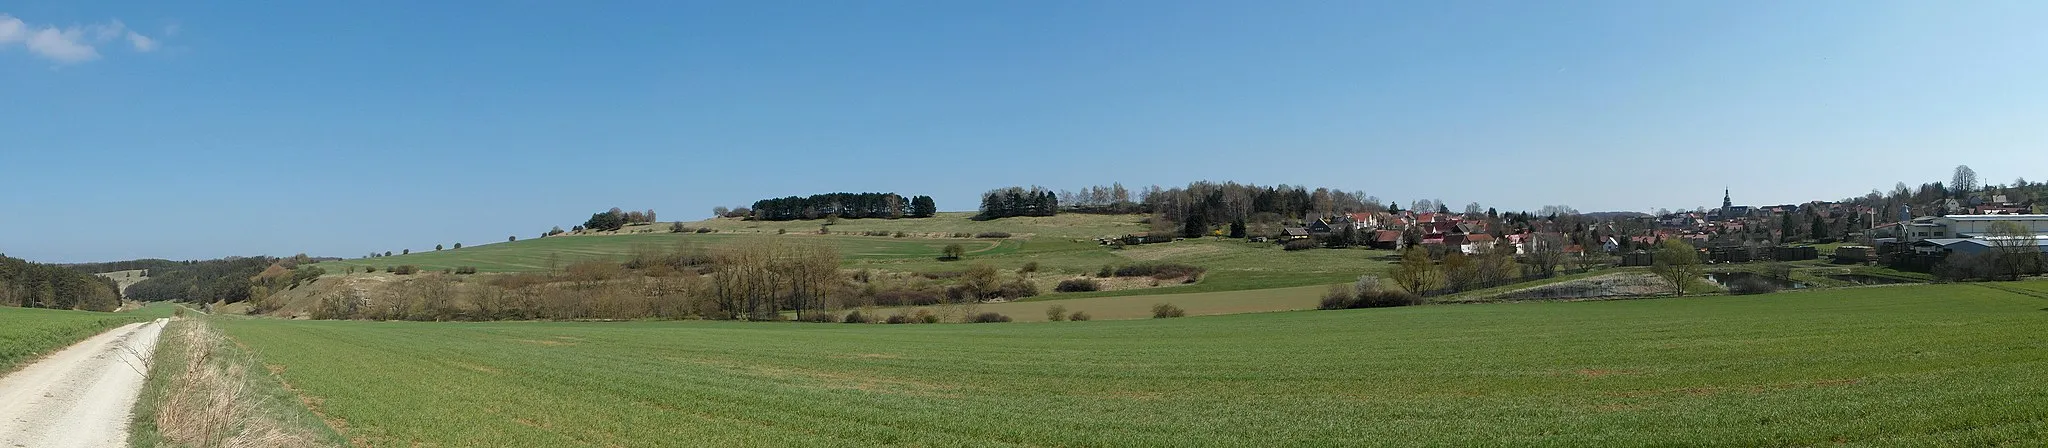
[0,304,169,374]
[221,284,2048,446]
[130,316,345,448]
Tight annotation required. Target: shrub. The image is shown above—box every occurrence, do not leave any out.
[914,309,940,324]
[1055,278,1101,293]
[873,289,943,307]
[952,232,973,238]
[1096,265,1114,278]
[974,231,1013,239]
[885,312,913,324]
[999,279,1040,299]
[1045,304,1068,321]
[918,270,964,280]
[455,266,479,275]
[862,230,892,237]
[969,312,1013,323]
[1726,276,1782,295]
[1151,303,1186,318]
[1069,311,1092,321]
[1112,262,1207,280]
[392,265,419,275]
[1352,290,1423,308]
[1020,261,1040,273]
[1283,239,1318,251]
[893,231,907,238]
[1319,284,1356,310]
[843,310,873,323]
[940,244,966,261]
[776,228,788,235]
[695,227,715,234]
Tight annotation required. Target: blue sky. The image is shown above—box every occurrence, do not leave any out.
[3,1,2045,263]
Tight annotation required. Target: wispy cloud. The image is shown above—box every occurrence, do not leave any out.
[0,13,168,65]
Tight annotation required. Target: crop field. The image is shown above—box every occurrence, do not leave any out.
[0,304,169,373]
[311,233,1017,273]
[219,283,2048,446]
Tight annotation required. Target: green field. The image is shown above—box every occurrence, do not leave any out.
[0,304,169,373]
[310,214,1393,297]
[219,283,2048,446]
[312,232,1017,273]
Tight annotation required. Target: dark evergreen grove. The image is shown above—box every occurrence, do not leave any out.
[977,186,1059,220]
[0,254,122,311]
[749,193,935,221]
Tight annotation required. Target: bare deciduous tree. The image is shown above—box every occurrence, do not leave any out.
[1650,239,1703,296]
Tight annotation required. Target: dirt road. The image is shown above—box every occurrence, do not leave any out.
[0,318,168,448]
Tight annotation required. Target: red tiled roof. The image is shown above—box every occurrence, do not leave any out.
[1374,230,1403,242]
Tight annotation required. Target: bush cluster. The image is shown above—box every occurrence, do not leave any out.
[1151,303,1186,318]
[1069,311,1092,321]
[1319,288,1423,309]
[1055,278,1101,293]
[454,266,480,275]
[843,310,874,323]
[1045,304,1068,321]
[1283,240,1318,251]
[1107,262,1207,280]
[974,232,1013,239]
[391,265,419,275]
[969,312,1013,323]
[872,289,944,307]
[884,309,943,324]
[1725,276,1782,295]
[999,279,1040,299]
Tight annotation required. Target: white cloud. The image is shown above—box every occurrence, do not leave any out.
[0,13,167,64]
[0,15,27,43]
[127,31,156,52]
[26,27,98,63]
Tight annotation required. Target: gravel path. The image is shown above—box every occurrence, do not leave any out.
[0,318,168,448]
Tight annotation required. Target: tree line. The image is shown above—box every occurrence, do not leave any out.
[749,193,936,221]
[0,254,121,311]
[61,258,186,275]
[583,207,658,232]
[977,186,1059,220]
[125,256,281,304]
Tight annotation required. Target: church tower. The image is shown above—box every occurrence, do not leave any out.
[1721,188,1733,218]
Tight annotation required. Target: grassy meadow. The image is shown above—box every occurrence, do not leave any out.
[0,304,170,374]
[311,232,1018,274]
[308,213,1395,299]
[218,283,2048,446]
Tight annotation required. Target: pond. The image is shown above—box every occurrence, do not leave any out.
[1827,274,1916,285]
[1705,272,1805,291]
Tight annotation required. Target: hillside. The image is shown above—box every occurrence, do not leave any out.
[303,213,1395,314]
[92,270,149,297]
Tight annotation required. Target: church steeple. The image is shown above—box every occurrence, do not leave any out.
[1721,188,1733,219]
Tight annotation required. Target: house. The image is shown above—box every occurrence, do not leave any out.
[1307,219,1336,234]
[1280,227,1313,241]
[1460,234,1497,254]
[1347,212,1390,230]
[1370,230,1404,250]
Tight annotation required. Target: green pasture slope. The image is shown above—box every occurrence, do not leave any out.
[313,212,1393,296]
[312,232,1018,273]
[220,283,2048,446]
[0,304,171,373]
